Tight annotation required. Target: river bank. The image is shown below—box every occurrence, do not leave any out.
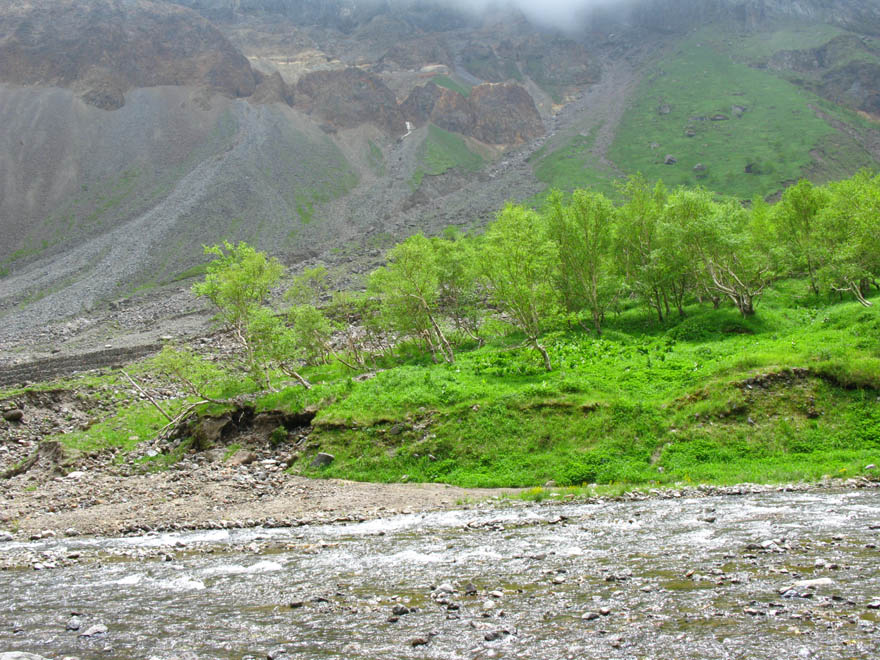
[2,444,877,559]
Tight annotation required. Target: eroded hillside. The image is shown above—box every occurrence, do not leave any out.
[1,0,879,353]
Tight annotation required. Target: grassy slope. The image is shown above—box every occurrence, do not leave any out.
[431,75,472,98]
[8,281,877,487]
[412,124,485,188]
[259,282,878,488]
[535,25,879,199]
[528,125,619,199]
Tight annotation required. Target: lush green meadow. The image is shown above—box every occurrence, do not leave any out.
[284,281,879,487]
[534,26,880,200]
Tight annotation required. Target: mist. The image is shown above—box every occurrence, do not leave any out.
[438,0,641,30]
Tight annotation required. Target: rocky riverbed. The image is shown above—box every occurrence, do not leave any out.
[1,486,879,659]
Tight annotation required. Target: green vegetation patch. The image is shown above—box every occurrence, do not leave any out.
[432,75,472,98]
[288,284,879,488]
[529,126,619,197]
[367,140,386,176]
[412,124,485,188]
[736,23,848,62]
[609,35,837,198]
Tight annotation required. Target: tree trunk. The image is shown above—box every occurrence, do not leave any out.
[532,338,552,371]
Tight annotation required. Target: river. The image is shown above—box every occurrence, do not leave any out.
[2,489,879,659]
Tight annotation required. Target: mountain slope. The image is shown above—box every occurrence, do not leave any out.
[1,0,879,347]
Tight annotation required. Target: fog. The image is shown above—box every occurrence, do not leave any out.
[439,0,642,30]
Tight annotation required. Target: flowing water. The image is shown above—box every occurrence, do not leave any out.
[2,489,879,659]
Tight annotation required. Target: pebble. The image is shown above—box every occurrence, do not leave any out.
[581,611,600,621]
[435,582,455,594]
[482,600,496,611]
[391,604,410,616]
[66,615,82,631]
[792,578,835,589]
[0,532,13,542]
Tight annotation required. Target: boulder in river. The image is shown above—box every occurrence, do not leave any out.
[79,623,108,637]
[0,654,51,660]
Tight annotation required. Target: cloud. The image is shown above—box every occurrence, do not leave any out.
[439,0,639,30]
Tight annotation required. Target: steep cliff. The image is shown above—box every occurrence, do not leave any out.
[0,0,261,109]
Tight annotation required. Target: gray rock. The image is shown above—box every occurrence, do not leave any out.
[792,578,835,589]
[0,532,13,542]
[310,453,335,468]
[392,604,410,616]
[0,654,52,660]
[2,409,24,422]
[664,155,677,165]
[228,450,258,467]
[79,623,108,637]
[66,615,82,631]
[581,611,600,620]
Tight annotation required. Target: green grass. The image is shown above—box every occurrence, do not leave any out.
[269,280,880,488]
[432,75,472,98]
[608,34,839,199]
[529,126,620,197]
[19,280,879,491]
[736,23,847,62]
[412,124,485,188]
[168,263,209,283]
[367,140,386,176]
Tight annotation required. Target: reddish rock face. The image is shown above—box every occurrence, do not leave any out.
[430,88,478,137]
[469,82,544,145]
[402,81,543,146]
[295,67,406,135]
[0,0,258,109]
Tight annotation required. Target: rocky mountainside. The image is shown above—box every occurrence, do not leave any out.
[1,0,879,354]
[0,0,262,109]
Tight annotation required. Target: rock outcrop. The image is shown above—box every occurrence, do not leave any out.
[402,81,543,145]
[295,67,405,134]
[0,0,259,109]
[768,35,880,115]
